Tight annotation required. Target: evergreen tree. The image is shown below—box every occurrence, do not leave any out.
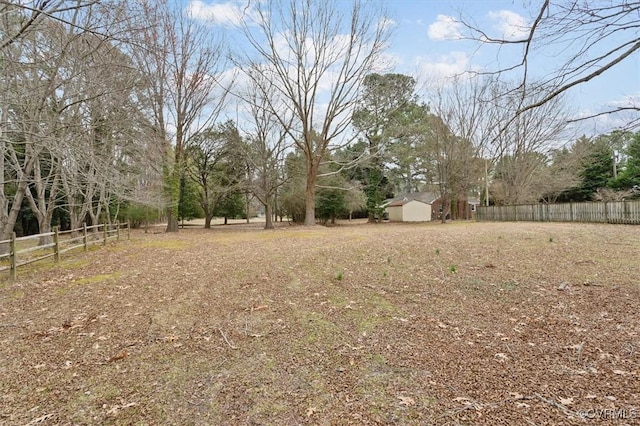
[178,175,204,224]
[352,73,418,221]
[611,132,640,193]
[315,188,347,225]
[560,136,614,201]
[213,192,245,225]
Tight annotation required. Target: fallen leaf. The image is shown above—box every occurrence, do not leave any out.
[106,402,137,416]
[559,397,574,406]
[398,396,415,406]
[494,353,508,362]
[251,305,268,312]
[306,407,317,417]
[108,351,129,363]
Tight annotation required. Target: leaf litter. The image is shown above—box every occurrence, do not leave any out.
[0,221,639,425]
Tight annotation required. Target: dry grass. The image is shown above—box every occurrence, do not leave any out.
[0,221,639,425]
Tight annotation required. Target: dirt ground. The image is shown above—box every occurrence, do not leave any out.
[0,221,639,425]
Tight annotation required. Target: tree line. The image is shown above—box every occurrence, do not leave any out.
[1,0,638,238]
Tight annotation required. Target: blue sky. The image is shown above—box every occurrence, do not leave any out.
[386,1,639,135]
[185,0,640,136]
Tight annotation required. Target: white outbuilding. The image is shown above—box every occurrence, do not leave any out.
[386,198,431,222]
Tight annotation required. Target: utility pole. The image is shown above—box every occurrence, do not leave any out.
[484,159,490,206]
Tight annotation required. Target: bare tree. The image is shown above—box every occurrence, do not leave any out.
[0,0,101,52]
[430,119,482,222]
[240,71,292,230]
[427,76,505,215]
[539,147,584,203]
[128,0,230,232]
[1,1,165,245]
[425,75,571,210]
[459,1,640,130]
[1,11,89,243]
[344,182,367,220]
[236,0,392,225]
[488,85,570,204]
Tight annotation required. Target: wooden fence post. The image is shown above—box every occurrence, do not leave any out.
[103,223,108,246]
[83,223,88,252]
[127,222,131,240]
[9,232,16,281]
[116,221,120,241]
[53,226,60,263]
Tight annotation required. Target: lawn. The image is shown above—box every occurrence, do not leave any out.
[0,221,639,425]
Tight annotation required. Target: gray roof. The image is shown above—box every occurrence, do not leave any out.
[387,198,430,207]
[384,192,440,206]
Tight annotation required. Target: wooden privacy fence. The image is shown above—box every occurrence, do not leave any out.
[477,200,640,224]
[0,222,130,281]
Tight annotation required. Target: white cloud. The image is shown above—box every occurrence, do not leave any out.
[374,51,401,73]
[487,10,529,40]
[606,92,640,109]
[186,1,260,26]
[427,15,463,41]
[573,92,640,134]
[414,51,472,86]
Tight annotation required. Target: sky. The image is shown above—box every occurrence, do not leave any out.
[183,0,640,137]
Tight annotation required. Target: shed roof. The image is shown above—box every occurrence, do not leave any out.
[385,192,439,206]
[387,198,430,207]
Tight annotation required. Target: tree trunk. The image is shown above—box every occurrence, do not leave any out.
[304,184,316,225]
[204,212,213,229]
[440,196,450,224]
[273,190,279,223]
[88,210,100,238]
[165,164,180,232]
[37,222,52,246]
[264,202,274,229]
[104,199,112,227]
[68,203,80,239]
[245,192,250,224]
[304,158,319,226]
[166,208,179,232]
[0,179,29,253]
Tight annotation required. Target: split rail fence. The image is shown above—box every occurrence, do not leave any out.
[477,200,640,224]
[0,222,130,281]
